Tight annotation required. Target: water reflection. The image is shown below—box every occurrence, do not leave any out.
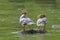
[19,33,46,40]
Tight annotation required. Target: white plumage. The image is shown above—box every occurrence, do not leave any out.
[20,14,35,26]
[37,17,47,27]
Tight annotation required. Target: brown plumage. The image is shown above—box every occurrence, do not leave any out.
[21,9,27,14]
[37,14,46,18]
